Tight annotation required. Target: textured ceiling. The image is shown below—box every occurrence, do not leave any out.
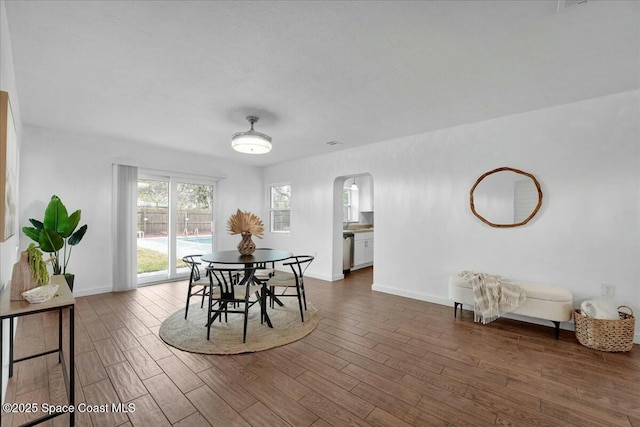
[4,0,640,167]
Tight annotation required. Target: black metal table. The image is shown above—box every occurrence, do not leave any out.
[0,279,75,426]
[201,249,293,327]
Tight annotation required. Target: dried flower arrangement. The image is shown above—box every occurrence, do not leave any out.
[227,209,264,255]
[227,209,264,238]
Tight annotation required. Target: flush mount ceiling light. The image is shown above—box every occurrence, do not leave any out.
[232,116,272,154]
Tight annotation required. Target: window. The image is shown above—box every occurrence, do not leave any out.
[270,184,291,232]
[343,187,359,222]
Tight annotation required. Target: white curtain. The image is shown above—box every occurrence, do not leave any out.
[112,164,138,291]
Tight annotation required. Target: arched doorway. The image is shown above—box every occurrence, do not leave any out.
[333,173,374,279]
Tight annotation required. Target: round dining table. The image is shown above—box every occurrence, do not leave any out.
[201,249,293,327]
[201,249,292,266]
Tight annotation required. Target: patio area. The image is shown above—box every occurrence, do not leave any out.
[136,234,214,259]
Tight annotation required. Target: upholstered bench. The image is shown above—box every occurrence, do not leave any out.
[448,274,573,339]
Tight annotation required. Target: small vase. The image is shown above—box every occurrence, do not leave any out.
[237,232,256,255]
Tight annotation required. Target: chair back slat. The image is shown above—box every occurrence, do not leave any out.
[204,264,261,342]
[181,255,202,282]
[285,255,314,280]
[206,265,257,301]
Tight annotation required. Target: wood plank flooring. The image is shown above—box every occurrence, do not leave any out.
[2,267,639,426]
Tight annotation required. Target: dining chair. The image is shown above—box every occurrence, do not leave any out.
[205,265,262,342]
[182,255,211,319]
[253,248,276,282]
[267,255,314,322]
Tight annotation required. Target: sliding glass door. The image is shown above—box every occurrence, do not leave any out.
[137,177,169,283]
[174,181,215,276]
[136,173,215,285]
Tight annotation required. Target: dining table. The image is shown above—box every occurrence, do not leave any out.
[200,249,293,327]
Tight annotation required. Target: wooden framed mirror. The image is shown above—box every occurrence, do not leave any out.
[470,167,543,228]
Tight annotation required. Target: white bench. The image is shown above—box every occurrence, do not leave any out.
[448,274,573,339]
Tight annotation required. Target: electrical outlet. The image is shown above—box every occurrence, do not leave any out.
[601,283,615,297]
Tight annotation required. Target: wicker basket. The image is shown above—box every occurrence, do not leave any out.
[574,306,635,352]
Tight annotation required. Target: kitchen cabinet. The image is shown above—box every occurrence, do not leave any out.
[353,231,373,269]
[358,175,374,212]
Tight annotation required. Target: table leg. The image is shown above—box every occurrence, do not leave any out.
[70,305,75,426]
[244,264,273,328]
[265,287,284,307]
[1,319,3,397]
[260,284,273,328]
[58,308,62,363]
[9,317,14,378]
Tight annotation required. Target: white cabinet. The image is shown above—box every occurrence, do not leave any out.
[358,175,374,212]
[353,231,373,269]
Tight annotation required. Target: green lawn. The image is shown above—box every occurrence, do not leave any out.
[137,247,186,273]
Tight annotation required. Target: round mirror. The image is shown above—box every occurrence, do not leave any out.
[470,167,543,228]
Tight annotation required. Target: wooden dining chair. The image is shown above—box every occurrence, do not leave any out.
[205,265,262,342]
[267,255,314,322]
[182,255,211,319]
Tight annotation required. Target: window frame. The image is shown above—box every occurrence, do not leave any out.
[343,187,359,223]
[269,183,291,233]
[137,170,217,286]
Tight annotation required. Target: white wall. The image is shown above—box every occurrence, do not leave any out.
[262,90,640,342]
[0,0,23,403]
[19,126,263,296]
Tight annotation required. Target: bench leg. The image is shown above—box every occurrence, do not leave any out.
[553,321,560,339]
[454,302,461,318]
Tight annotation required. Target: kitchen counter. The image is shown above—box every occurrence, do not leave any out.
[343,227,373,234]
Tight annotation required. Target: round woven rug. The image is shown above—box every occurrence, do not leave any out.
[159,300,319,355]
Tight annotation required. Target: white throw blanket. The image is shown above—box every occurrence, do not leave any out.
[580,298,619,319]
[459,271,527,324]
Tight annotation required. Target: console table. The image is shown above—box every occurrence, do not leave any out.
[1,279,75,426]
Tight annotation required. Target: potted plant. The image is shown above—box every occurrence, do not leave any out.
[22,195,88,290]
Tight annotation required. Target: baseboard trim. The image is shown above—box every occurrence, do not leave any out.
[304,271,337,282]
[371,283,452,306]
[73,286,113,297]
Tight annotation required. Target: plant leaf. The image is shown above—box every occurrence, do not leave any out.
[22,226,41,242]
[68,224,87,246]
[39,228,64,253]
[61,210,81,238]
[29,219,44,229]
[44,195,69,234]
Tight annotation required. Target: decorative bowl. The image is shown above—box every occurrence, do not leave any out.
[22,284,59,304]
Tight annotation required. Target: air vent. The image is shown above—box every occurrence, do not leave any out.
[557,0,587,13]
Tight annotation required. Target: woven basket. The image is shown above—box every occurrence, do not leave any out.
[574,306,635,352]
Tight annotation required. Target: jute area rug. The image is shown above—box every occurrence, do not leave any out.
[159,300,319,355]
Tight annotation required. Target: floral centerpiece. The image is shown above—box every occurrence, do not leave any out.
[227,209,264,255]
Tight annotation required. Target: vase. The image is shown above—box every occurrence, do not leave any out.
[51,273,74,291]
[237,232,256,255]
[10,252,39,301]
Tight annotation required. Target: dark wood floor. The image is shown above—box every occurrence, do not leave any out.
[2,267,639,426]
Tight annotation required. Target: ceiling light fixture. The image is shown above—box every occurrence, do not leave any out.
[232,116,272,154]
[350,177,358,191]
